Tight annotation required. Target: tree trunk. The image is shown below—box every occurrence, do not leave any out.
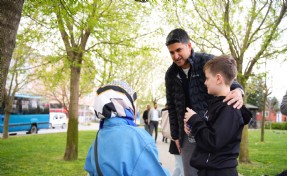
[2,98,12,139]
[261,92,267,142]
[238,80,250,163]
[64,65,80,160]
[0,0,24,107]
[239,125,250,163]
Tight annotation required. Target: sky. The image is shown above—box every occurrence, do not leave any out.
[265,58,287,102]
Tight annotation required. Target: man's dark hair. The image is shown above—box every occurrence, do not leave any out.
[165,28,190,46]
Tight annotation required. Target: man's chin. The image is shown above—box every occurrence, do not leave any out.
[175,62,184,67]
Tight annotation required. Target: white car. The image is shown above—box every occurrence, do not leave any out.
[49,112,68,129]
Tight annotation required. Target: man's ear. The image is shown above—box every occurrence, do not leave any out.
[187,41,192,49]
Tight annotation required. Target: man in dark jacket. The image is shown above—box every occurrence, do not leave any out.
[165,28,244,176]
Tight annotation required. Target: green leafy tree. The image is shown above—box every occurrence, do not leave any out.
[269,96,279,112]
[23,0,155,160]
[246,75,266,111]
[2,35,37,139]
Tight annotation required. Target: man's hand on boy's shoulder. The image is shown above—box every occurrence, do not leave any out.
[223,88,243,109]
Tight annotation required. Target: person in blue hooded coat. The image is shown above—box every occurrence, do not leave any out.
[84,80,169,176]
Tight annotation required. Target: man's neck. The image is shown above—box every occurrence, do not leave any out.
[181,61,191,69]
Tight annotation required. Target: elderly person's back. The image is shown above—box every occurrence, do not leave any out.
[84,80,169,176]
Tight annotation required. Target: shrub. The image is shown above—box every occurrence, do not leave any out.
[267,122,287,130]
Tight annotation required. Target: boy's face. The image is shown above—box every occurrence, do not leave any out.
[204,68,218,95]
[167,42,192,69]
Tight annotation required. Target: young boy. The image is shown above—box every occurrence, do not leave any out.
[184,55,252,176]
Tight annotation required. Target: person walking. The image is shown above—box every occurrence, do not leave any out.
[164,28,244,176]
[148,102,161,142]
[280,90,287,116]
[184,55,252,176]
[142,104,151,133]
[161,104,169,143]
[84,80,169,176]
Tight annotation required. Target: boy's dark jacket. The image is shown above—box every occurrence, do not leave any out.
[187,96,252,170]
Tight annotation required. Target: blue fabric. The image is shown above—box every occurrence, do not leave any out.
[84,117,170,176]
[99,108,136,129]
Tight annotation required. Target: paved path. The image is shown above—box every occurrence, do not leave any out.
[155,133,175,174]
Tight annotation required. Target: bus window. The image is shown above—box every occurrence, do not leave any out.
[0,94,50,134]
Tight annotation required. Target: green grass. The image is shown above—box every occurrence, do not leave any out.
[0,131,97,176]
[238,129,287,176]
[0,129,286,176]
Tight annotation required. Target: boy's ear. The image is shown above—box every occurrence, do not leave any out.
[216,74,223,84]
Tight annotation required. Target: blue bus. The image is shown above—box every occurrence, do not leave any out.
[0,94,50,134]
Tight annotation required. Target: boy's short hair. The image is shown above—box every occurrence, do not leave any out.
[166,28,190,46]
[204,55,237,85]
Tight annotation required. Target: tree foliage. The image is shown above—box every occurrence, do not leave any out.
[2,33,38,139]
[23,0,160,160]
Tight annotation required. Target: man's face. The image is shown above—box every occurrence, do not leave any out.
[167,42,192,69]
[147,105,150,110]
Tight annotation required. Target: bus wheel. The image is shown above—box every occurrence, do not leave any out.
[30,125,38,134]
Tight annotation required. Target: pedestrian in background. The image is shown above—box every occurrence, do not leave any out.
[161,104,169,143]
[148,102,161,142]
[142,104,150,133]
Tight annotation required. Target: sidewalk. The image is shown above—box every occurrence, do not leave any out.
[155,132,175,174]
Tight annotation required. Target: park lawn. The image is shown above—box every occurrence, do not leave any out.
[0,131,97,176]
[0,129,286,176]
[238,129,287,176]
